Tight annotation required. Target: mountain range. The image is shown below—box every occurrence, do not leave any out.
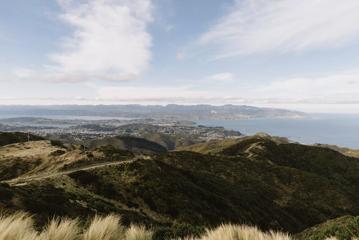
[0,104,305,120]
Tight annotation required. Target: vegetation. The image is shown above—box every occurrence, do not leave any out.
[0,213,357,240]
[0,132,43,147]
[296,216,359,240]
[315,144,359,158]
[0,132,359,239]
[112,123,241,150]
[86,136,167,155]
[0,213,152,240]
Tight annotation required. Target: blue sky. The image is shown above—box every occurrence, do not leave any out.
[1,0,359,113]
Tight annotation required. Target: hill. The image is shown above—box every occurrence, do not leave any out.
[177,133,291,154]
[113,123,241,150]
[315,144,359,158]
[0,133,358,239]
[0,132,44,147]
[0,139,135,182]
[86,136,168,154]
[296,215,359,240]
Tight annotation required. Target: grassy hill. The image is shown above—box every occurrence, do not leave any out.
[113,123,241,150]
[0,133,358,239]
[296,215,359,240]
[178,133,290,154]
[86,136,168,155]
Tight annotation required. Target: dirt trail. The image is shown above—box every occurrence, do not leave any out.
[2,158,138,187]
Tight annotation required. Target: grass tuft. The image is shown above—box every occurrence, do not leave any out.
[199,224,290,240]
[125,225,153,240]
[0,213,38,240]
[39,218,79,240]
[82,214,125,240]
[0,213,357,240]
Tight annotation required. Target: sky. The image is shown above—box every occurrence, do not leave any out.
[1,0,359,113]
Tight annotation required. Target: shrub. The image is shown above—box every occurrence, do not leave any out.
[50,140,66,149]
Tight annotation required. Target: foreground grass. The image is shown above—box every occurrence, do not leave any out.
[0,213,357,240]
[0,213,152,240]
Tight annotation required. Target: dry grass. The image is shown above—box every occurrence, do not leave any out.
[0,213,151,240]
[197,224,291,240]
[188,224,358,240]
[125,225,153,240]
[0,213,357,240]
[39,218,80,240]
[82,215,125,240]
[0,213,38,240]
[324,238,359,240]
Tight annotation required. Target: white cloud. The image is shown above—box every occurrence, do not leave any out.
[92,70,359,107]
[17,0,153,82]
[208,72,234,81]
[5,69,359,113]
[13,68,36,79]
[198,0,359,58]
[250,71,359,104]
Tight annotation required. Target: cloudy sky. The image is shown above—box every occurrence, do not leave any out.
[1,0,359,113]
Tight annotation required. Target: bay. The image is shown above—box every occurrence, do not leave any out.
[197,114,359,149]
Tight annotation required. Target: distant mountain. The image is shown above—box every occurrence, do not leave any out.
[0,104,306,120]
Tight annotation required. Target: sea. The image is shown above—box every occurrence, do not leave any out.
[197,114,359,149]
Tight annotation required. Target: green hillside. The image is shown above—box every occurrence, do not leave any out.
[0,133,358,239]
[296,215,359,240]
[86,136,168,155]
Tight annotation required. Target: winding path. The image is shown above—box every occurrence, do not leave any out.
[2,158,140,187]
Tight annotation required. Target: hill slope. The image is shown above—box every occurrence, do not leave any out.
[86,136,167,154]
[0,133,358,239]
[113,123,241,150]
[296,215,359,240]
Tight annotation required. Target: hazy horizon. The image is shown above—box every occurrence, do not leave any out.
[0,103,359,114]
[1,0,359,113]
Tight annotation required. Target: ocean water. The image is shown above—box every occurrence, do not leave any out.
[197,114,359,149]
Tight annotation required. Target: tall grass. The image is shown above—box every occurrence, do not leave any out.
[0,213,150,240]
[125,225,153,240]
[197,224,291,240]
[39,218,80,240]
[0,213,37,240]
[82,215,125,240]
[0,213,357,240]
